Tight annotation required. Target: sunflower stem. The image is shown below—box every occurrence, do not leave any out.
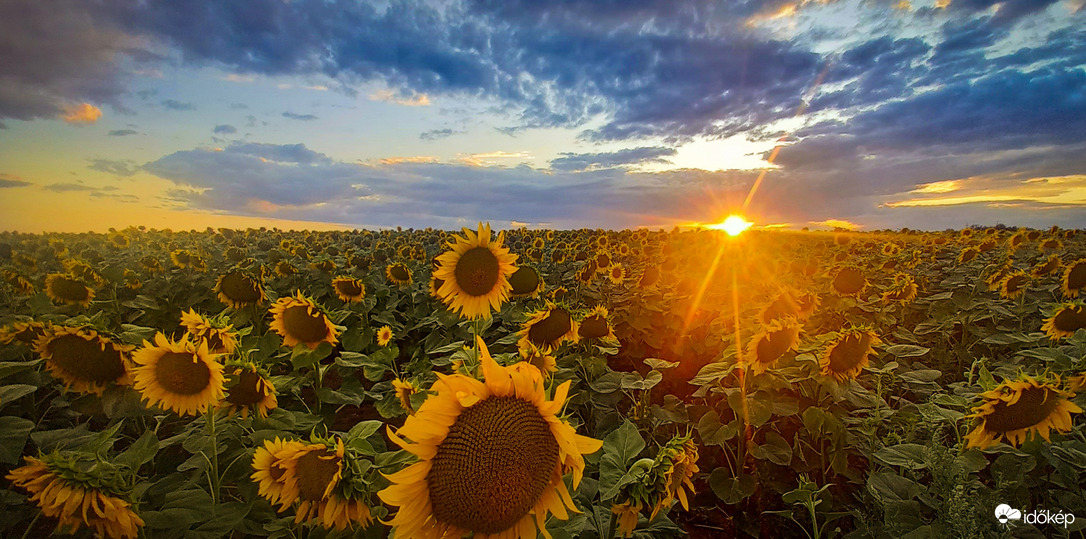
[20,511,41,539]
[606,506,620,539]
[205,408,221,504]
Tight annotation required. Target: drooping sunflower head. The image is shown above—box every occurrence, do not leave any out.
[965,375,1083,449]
[221,360,277,419]
[958,247,980,264]
[214,270,266,309]
[1062,258,1086,298]
[6,454,144,538]
[386,262,413,287]
[131,332,226,416]
[1031,254,1061,277]
[44,274,95,307]
[612,500,642,538]
[508,265,544,299]
[578,304,615,341]
[4,269,35,295]
[650,436,700,520]
[743,318,801,376]
[377,325,394,346]
[433,222,519,319]
[831,267,867,297]
[251,437,307,509]
[276,260,298,277]
[518,341,558,375]
[379,336,603,539]
[517,303,579,353]
[638,266,660,288]
[1039,238,1063,252]
[393,377,421,415]
[984,263,1015,291]
[999,271,1030,300]
[819,327,881,381]
[0,320,50,346]
[35,326,133,395]
[882,274,918,305]
[269,291,339,350]
[179,309,238,355]
[331,276,366,303]
[273,437,373,530]
[1041,302,1086,340]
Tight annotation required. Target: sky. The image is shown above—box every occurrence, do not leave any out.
[1,0,1084,232]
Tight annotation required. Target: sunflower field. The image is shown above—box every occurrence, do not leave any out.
[1,223,1086,538]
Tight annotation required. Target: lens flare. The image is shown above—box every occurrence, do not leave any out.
[706,215,753,236]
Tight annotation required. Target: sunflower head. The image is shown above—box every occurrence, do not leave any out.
[882,274,918,305]
[1041,302,1086,340]
[579,304,615,341]
[221,360,277,419]
[508,265,544,298]
[958,247,979,264]
[6,453,144,538]
[393,377,420,415]
[179,309,239,355]
[0,320,50,346]
[744,318,801,375]
[44,274,95,307]
[831,267,867,297]
[819,327,880,381]
[999,271,1030,300]
[131,332,226,416]
[649,436,700,520]
[379,336,602,539]
[517,340,558,375]
[608,263,626,285]
[1061,258,1086,298]
[377,325,394,347]
[517,303,579,354]
[35,326,134,395]
[269,436,374,530]
[1031,254,1061,277]
[214,270,267,309]
[269,291,339,350]
[331,276,366,303]
[965,375,1083,449]
[434,222,519,319]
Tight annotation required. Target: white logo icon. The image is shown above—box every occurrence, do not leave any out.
[996,504,1022,524]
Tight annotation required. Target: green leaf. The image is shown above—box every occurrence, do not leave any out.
[867,472,920,503]
[750,431,792,465]
[335,351,368,368]
[589,372,622,394]
[689,362,733,386]
[620,370,662,391]
[708,469,756,504]
[0,416,34,464]
[874,444,929,470]
[885,344,930,358]
[115,430,159,470]
[0,360,41,381]
[0,384,38,405]
[141,488,215,529]
[697,411,737,446]
[598,421,646,501]
[643,358,679,370]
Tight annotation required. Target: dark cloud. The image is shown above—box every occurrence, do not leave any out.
[282,111,317,121]
[43,182,98,192]
[88,158,140,176]
[161,99,195,111]
[419,128,458,141]
[108,129,138,136]
[213,124,237,134]
[0,174,31,188]
[550,146,676,171]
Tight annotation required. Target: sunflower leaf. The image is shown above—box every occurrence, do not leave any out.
[0,416,34,464]
[598,420,646,501]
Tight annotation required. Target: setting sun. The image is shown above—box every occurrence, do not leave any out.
[708,215,753,236]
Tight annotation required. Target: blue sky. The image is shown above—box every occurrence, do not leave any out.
[1,0,1084,231]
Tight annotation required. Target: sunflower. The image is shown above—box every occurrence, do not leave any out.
[214,270,266,309]
[273,437,374,531]
[221,360,277,419]
[379,336,603,539]
[429,274,446,299]
[251,437,307,509]
[760,291,818,323]
[1061,258,1086,298]
[0,320,50,346]
[1041,303,1086,340]
[576,263,597,284]
[608,263,627,285]
[518,341,558,375]
[958,247,979,264]
[1039,238,1063,252]
[999,271,1030,300]
[131,333,226,416]
[35,326,133,395]
[743,318,801,375]
[393,377,420,415]
[517,303,579,353]
[820,327,880,381]
[594,251,613,273]
[984,264,1015,292]
[4,269,35,295]
[1031,254,1061,278]
[831,267,867,297]
[179,309,239,355]
[650,437,700,520]
[549,285,569,302]
[122,269,142,290]
[377,325,393,347]
[331,276,366,303]
[140,255,164,274]
[44,274,95,307]
[612,500,642,538]
[509,265,544,298]
[269,291,339,350]
[882,275,918,305]
[6,455,144,538]
[276,260,298,277]
[171,249,192,268]
[964,376,1082,449]
[433,222,519,319]
[386,262,413,287]
[579,305,615,340]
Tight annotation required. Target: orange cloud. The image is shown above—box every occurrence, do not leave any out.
[61,103,102,124]
[810,218,862,230]
[885,174,1086,208]
[910,180,961,194]
[456,151,532,167]
[369,89,431,106]
[378,156,439,165]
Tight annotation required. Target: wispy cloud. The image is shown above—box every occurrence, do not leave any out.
[369,89,430,106]
[161,99,195,111]
[282,111,317,121]
[88,158,140,176]
[213,124,237,134]
[108,128,138,136]
[0,173,31,188]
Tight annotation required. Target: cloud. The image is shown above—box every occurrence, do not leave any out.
[88,158,140,176]
[419,128,459,141]
[456,151,532,167]
[213,124,237,134]
[0,173,31,188]
[369,89,431,106]
[228,102,249,109]
[61,103,103,124]
[282,111,317,121]
[161,99,195,111]
[108,129,138,136]
[43,182,98,192]
[550,146,676,172]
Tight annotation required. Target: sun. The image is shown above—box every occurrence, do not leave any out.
[706,215,753,236]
